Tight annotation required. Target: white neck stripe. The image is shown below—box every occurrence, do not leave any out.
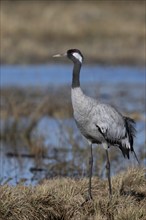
[72,52,82,63]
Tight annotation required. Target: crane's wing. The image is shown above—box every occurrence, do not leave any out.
[93,103,126,143]
[92,103,138,162]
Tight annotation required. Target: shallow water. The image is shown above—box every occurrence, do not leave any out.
[0,64,145,185]
[1,64,145,87]
[0,116,145,185]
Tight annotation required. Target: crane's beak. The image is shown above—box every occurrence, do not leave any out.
[53,53,67,58]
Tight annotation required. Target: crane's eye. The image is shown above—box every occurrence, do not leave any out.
[72,52,83,63]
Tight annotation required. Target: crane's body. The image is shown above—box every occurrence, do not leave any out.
[72,87,136,157]
[53,49,139,200]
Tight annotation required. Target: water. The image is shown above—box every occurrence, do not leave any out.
[0,64,145,185]
[1,64,145,87]
[0,116,145,185]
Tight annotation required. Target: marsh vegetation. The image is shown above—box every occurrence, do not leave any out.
[0,168,146,220]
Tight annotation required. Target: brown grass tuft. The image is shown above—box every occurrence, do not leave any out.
[0,167,146,220]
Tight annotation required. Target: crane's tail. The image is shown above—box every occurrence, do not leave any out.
[123,117,139,164]
[118,145,130,159]
[118,144,140,164]
[124,117,136,149]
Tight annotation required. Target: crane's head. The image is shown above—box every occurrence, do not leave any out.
[53,49,84,64]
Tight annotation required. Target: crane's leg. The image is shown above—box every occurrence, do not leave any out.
[105,149,112,199]
[88,143,93,200]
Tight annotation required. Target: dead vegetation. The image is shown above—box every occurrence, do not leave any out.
[0,86,72,120]
[0,167,146,220]
[1,1,145,65]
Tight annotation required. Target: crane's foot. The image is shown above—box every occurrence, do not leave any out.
[81,192,93,207]
[87,190,93,201]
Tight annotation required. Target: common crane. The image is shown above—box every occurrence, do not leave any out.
[53,49,139,200]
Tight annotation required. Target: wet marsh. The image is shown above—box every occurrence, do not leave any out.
[0,64,145,185]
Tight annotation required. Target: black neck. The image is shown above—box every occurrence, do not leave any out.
[72,62,81,88]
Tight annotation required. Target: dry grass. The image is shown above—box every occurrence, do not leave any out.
[0,86,72,120]
[0,167,146,220]
[1,1,145,65]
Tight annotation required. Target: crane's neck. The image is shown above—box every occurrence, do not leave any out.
[72,62,81,88]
